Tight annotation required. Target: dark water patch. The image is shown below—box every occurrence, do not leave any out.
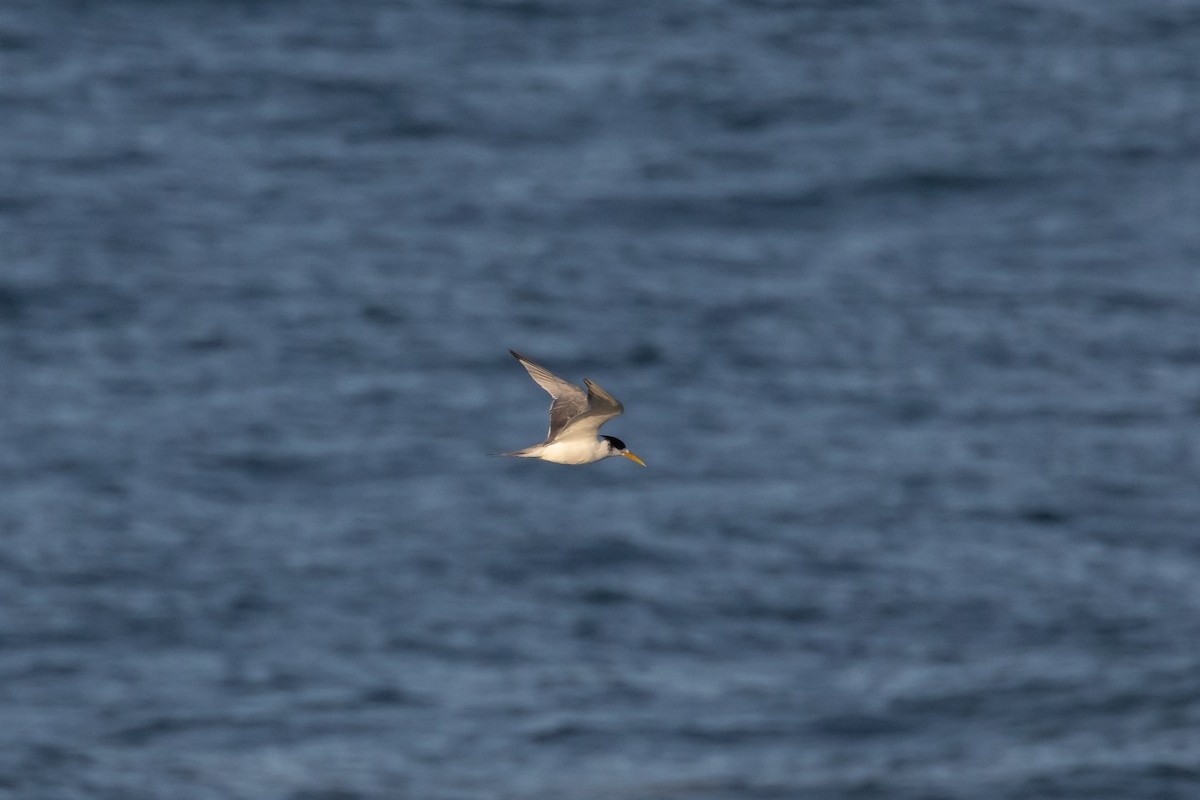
[220,589,275,622]
[526,536,683,576]
[111,714,274,747]
[1145,762,1200,781]
[53,146,161,174]
[889,396,940,423]
[1110,143,1174,162]
[1125,4,1200,41]
[283,74,399,104]
[527,720,595,744]
[810,712,910,739]
[1089,478,1151,498]
[344,111,454,142]
[702,97,787,133]
[605,777,804,800]
[0,285,25,321]
[689,146,776,172]
[357,685,425,707]
[857,168,1012,199]
[717,599,824,624]
[628,342,664,366]
[578,586,634,605]
[183,332,235,351]
[456,0,594,19]
[570,616,603,641]
[892,678,1070,724]
[3,626,106,649]
[1020,507,1070,526]
[2,656,83,681]
[28,283,141,327]
[8,743,91,775]
[360,303,406,326]
[1014,762,1200,800]
[0,194,40,216]
[0,29,35,51]
[579,188,831,230]
[1093,289,1176,313]
[273,76,455,141]
[207,451,320,480]
[1165,345,1200,365]
[100,375,156,400]
[676,720,806,744]
[289,789,366,800]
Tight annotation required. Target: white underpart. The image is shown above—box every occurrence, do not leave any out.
[520,438,611,465]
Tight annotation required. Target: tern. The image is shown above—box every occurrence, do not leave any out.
[502,350,646,466]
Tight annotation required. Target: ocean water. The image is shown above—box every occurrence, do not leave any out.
[3,1,1200,798]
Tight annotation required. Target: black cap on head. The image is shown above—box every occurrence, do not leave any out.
[601,435,626,451]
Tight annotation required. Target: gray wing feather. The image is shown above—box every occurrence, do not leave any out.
[510,351,590,441]
[582,379,623,420]
[552,379,624,441]
[509,351,625,442]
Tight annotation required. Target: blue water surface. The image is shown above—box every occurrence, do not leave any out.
[3,2,1200,798]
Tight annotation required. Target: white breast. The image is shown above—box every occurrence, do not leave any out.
[536,439,609,464]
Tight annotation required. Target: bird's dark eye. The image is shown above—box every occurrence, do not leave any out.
[604,436,626,450]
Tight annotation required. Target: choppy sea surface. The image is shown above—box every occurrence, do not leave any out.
[3,2,1200,798]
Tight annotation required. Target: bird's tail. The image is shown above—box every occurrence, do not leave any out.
[494,447,540,457]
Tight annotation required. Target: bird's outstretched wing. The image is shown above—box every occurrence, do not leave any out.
[510,350,590,441]
[553,378,624,442]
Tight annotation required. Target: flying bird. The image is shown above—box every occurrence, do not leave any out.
[501,350,646,466]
